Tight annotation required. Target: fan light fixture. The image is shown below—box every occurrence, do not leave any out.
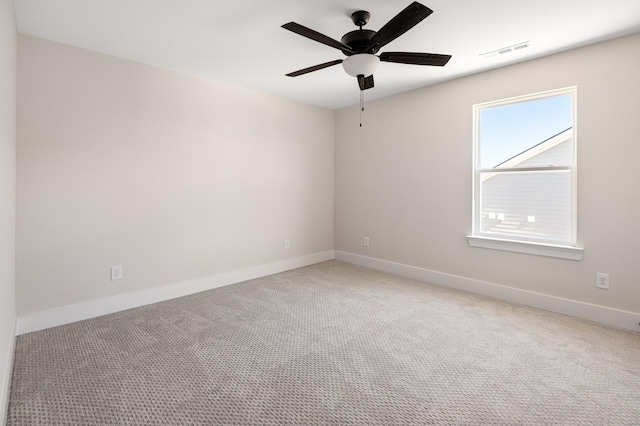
[282,2,452,126]
[342,54,380,78]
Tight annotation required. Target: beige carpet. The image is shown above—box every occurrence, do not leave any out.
[7,260,640,425]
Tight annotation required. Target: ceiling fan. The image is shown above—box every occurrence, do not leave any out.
[282,2,452,91]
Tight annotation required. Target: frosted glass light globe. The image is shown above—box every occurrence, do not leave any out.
[342,54,380,77]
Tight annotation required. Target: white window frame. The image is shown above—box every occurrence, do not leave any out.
[467,87,583,260]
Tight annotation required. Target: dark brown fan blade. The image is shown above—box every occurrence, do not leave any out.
[365,2,433,53]
[379,52,451,66]
[286,59,343,77]
[357,75,375,90]
[282,22,355,54]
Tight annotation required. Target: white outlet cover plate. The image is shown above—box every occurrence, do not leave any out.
[595,272,609,289]
[111,265,123,281]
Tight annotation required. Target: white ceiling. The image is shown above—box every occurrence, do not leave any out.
[15,0,640,110]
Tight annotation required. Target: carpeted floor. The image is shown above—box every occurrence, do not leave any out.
[7,260,640,425]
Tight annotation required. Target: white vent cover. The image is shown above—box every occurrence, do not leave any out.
[480,41,530,59]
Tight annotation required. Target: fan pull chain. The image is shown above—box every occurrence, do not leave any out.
[359,89,364,127]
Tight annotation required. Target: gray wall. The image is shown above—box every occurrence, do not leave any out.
[17,35,335,316]
[12,26,640,335]
[335,33,640,314]
[0,0,17,418]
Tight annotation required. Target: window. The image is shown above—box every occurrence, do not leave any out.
[468,87,583,260]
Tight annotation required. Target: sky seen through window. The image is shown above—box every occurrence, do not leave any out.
[479,94,573,168]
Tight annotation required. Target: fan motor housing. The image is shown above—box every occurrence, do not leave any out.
[341,29,377,55]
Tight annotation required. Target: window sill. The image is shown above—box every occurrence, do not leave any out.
[466,235,583,260]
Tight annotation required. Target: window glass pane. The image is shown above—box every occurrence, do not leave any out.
[480,170,571,243]
[479,94,573,169]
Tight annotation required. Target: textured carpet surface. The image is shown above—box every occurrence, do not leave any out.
[7,261,640,425]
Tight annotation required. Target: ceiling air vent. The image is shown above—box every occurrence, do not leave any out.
[480,41,530,59]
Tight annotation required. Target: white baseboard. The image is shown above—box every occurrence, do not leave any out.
[335,251,640,333]
[17,251,335,335]
[16,249,640,335]
[1,317,17,426]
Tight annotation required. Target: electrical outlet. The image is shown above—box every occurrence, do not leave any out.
[284,239,290,250]
[110,265,123,281]
[363,236,369,247]
[595,272,609,290]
